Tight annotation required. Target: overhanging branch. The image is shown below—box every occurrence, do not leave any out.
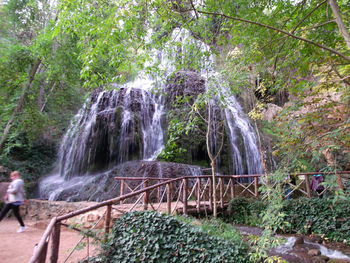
[196,10,350,63]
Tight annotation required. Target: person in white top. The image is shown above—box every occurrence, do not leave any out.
[0,171,27,233]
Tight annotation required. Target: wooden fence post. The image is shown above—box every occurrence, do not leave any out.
[197,178,201,213]
[209,177,213,212]
[120,179,125,204]
[336,172,344,190]
[219,177,224,209]
[167,182,172,214]
[50,222,61,263]
[105,204,112,234]
[183,178,188,215]
[143,180,149,211]
[157,179,161,203]
[254,177,259,197]
[38,240,49,263]
[230,178,235,198]
[304,174,311,198]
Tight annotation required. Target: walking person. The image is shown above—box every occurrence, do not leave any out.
[0,171,27,233]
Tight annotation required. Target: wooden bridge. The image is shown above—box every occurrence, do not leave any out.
[29,171,349,263]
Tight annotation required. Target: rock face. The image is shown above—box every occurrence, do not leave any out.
[40,161,201,201]
[165,71,206,108]
[58,86,160,180]
[262,103,282,122]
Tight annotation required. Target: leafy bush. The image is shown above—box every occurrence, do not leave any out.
[227,197,267,225]
[280,198,350,242]
[0,142,56,196]
[92,211,250,263]
[227,197,350,243]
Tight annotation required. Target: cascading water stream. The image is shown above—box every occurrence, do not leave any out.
[223,94,263,175]
[39,28,265,201]
[40,79,167,200]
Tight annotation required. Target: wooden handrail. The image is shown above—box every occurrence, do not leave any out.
[57,177,180,221]
[30,171,350,263]
[30,178,181,263]
[29,217,57,263]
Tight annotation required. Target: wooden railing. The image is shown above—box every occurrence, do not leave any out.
[29,171,349,263]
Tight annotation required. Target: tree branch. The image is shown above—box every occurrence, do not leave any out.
[273,0,328,74]
[196,10,350,63]
[328,0,350,49]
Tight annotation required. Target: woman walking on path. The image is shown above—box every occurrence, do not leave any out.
[0,171,27,233]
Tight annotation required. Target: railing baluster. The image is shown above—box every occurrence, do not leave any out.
[231,178,235,198]
[219,177,224,209]
[105,204,112,234]
[143,179,149,210]
[183,178,188,215]
[167,182,172,214]
[209,177,213,212]
[254,177,259,197]
[120,179,125,204]
[304,174,311,198]
[157,179,161,203]
[336,172,344,190]
[197,178,201,213]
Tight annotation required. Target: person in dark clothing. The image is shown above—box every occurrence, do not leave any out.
[310,173,325,199]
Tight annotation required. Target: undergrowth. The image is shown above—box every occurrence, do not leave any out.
[88,211,250,263]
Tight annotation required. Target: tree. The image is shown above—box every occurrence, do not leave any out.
[0,0,85,183]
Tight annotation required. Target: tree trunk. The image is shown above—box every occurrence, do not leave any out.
[210,159,217,218]
[206,100,217,218]
[328,0,350,49]
[0,59,41,153]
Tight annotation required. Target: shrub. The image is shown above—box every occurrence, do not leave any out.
[227,197,350,243]
[280,198,350,242]
[227,197,267,225]
[92,211,250,263]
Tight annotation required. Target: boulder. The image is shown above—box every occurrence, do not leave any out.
[165,71,206,108]
[308,249,321,256]
[294,236,304,246]
[262,103,282,122]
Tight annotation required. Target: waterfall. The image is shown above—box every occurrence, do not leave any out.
[39,28,265,201]
[223,93,264,175]
[56,80,165,180]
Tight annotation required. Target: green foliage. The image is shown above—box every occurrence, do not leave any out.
[0,141,56,194]
[281,198,350,243]
[228,197,266,226]
[227,196,350,244]
[92,211,250,263]
[158,95,206,163]
[176,216,244,245]
[271,92,350,171]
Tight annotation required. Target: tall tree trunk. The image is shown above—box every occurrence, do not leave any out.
[328,0,350,49]
[0,59,42,153]
[206,100,217,218]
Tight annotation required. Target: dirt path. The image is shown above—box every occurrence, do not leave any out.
[0,218,99,263]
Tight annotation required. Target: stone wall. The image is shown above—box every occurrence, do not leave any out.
[0,182,10,202]
[25,199,99,221]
